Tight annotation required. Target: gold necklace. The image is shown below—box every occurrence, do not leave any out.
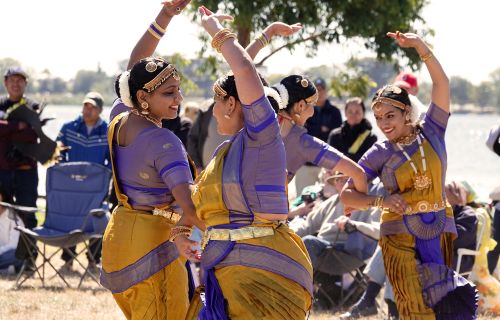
[130,109,162,128]
[392,127,419,145]
[396,134,432,191]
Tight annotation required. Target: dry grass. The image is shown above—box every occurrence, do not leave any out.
[0,246,499,320]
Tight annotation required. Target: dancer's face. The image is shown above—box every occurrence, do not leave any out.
[212,95,238,135]
[292,99,315,126]
[147,77,183,120]
[373,103,408,141]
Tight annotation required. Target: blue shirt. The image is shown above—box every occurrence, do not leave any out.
[57,116,110,167]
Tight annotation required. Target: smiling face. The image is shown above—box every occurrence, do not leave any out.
[143,77,183,120]
[4,74,27,101]
[373,103,410,141]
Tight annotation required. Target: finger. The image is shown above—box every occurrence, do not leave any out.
[215,14,234,21]
[386,32,397,39]
[203,6,215,15]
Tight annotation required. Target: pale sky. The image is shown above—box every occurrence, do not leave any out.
[1,0,499,84]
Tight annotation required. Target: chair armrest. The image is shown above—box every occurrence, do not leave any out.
[89,208,107,218]
[457,248,479,256]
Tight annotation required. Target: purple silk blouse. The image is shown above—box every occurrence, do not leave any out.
[358,102,449,195]
[283,124,343,181]
[215,95,289,217]
[112,110,193,208]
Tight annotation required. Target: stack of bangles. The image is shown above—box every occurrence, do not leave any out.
[169,225,193,242]
[372,195,384,209]
[420,51,433,63]
[255,33,269,47]
[211,28,237,53]
[148,21,166,40]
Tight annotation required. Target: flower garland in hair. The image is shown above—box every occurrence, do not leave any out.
[119,71,134,108]
[263,86,283,110]
[408,95,424,124]
[273,83,289,110]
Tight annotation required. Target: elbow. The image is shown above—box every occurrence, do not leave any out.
[231,56,255,77]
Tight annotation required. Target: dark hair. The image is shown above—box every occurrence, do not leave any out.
[345,97,366,113]
[215,72,269,103]
[0,188,13,204]
[115,57,177,109]
[372,85,411,109]
[276,75,317,114]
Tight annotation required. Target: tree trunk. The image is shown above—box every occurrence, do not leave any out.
[237,25,251,48]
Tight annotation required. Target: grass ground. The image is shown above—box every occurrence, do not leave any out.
[0,245,498,319]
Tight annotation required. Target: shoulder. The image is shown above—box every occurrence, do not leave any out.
[361,140,392,162]
[146,127,185,150]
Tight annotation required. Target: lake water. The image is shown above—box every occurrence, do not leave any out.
[37,105,500,201]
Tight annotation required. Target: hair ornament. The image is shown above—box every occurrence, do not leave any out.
[300,78,309,88]
[274,83,289,109]
[263,86,284,110]
[119,71,134,108]
[145,61,158,73]
[143,64,179,93]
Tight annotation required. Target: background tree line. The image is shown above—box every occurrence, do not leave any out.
[1,0,498,112]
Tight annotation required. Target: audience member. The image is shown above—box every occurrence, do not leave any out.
[487,122,500,273]
[56,91,110,271]
[186,101,228,171]
[328,97,377,162]
[0,67,40,271]
[0,189,23,274]
[182,101,200,122]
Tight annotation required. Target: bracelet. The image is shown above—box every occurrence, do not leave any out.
[169,225,193,242]
[255,33,269,48]
[420,51,433,63]
[372,196,384,208]
[148,22,165,40]
[211,28,237,53]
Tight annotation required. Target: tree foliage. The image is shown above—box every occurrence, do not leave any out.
[189,0,430,68]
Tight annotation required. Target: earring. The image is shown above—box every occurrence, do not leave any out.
[224,114,231,119]
[405,114,411,124]
[141,102,149,115]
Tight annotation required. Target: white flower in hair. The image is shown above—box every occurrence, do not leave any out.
[119,71,134,108]
[273,83,289,110]
[409,95,425,124]
[263,86,283,110]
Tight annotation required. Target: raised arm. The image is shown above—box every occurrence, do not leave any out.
[199,6,263,105]
[127,0,190,69]
[245,22,302,60]
[387,32,449,113]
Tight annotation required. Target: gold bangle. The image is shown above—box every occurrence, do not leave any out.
[169,225,193,242]
[213,33,237,53]
[420,51,433,63]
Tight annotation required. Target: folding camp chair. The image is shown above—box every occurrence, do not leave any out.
[15,162,111,288]
[313,222,377,311]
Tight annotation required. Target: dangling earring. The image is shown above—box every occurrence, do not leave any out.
[141,102,149,115]
[224,114,231,119]
[405,114,411,124]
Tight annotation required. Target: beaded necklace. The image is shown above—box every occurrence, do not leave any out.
[396,133,432,190]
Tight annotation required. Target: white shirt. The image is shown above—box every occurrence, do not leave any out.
[0,208,23,256]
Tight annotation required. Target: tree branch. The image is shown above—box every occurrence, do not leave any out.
[255,30,330,67]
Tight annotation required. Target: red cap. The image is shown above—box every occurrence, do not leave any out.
[394,71,418,90]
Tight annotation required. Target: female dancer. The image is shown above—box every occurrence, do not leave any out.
[182,7,312,319]
[341,31,477,319]
[100,1,205,319]
[245,24,367,193]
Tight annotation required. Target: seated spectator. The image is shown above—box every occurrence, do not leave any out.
[289,173,380,268]
[56,91,110,272]
[288,168,338,219]
[0,189,23,274]
[341,180,478,319]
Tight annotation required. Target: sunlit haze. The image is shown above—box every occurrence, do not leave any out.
[1,0,499,84]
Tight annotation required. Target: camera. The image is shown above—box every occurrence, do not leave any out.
[301,193,316,204]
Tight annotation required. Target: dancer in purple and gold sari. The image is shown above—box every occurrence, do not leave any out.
[341,31,477,319]
[245,23,367,193]
[100,2,205,319]
[182,7,311,320]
